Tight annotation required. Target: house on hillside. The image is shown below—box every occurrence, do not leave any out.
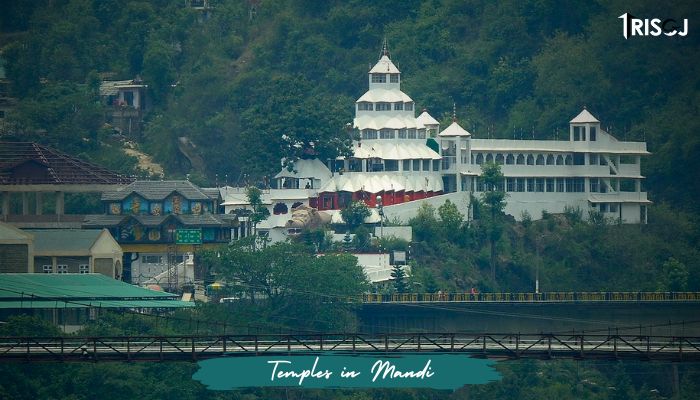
[100,77,149,137]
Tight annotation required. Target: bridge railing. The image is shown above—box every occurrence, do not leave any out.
[1,332,698,362]
[362,291,700,303]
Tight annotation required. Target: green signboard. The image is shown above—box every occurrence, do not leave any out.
[176,229,202,244]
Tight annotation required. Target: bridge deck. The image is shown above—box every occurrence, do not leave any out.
[2,333,698,362]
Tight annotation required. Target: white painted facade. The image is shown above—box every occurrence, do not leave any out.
[439,109,650,223]
[225,43,650,230]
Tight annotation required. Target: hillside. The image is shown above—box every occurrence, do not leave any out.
[1,0,699,214]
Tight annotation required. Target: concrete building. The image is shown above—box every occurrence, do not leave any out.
[26,229,123,279]
[273,42,650,224]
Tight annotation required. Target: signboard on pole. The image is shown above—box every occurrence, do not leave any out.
[176,229,202,244]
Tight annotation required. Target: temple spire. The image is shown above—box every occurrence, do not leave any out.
[452,103,457,122]
[381,37,390,58]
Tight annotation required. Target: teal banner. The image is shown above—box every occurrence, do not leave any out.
[192,352,501,390]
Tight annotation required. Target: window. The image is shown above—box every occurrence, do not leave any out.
[475,154,483,165]
[390,74,399,83]
[393,102,403,110]
[516,154,525,165]
[574,178,585,192]
[407,129,417,139]
[413,159,421,171]
[433,160,440,171]
[403,160,410,171]
[620,155,637,164]
[385,160,399,171]
[349,158,362,172]
[527,178,535,192]
[398,129,407,138]
[620,179,636,192]
[123,91,134,106]
[546,178,554,192]
[507,178,515,192]
[380,129,394,139]
[57,265,68,274]
[143,255,163,264]
[485,154,493,163]
[371,74,386,83]
[589,154,599,165]
[362,129,378,140]
[405,102,414,111]
[423,160,430,171]
[535,178,544,192]
[573,153,585,165]
[590,178,599,193]
[417,129,426,139]
[506,154,515,165]
[590,126,597,141]
[357,102,373,111]
[600,203,608,212]
[43,265,53,273]
[375,102,391,111]
[556,155,564,165]
[546,154,555,165]
[526,154,534,165]
[516,178,525,192]
[475,177,484,192]
[609,203,619,213]
[536,155,545,165]
[496,154,504,165]
[565,155,573,165]
[573,126,584,141]
[557,178,565,192]
[79,264,90,274]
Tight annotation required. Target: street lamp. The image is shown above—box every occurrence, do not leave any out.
[376,195,384,239]
[534,233,546,294]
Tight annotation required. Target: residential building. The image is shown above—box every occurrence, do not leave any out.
[83,180,234,285]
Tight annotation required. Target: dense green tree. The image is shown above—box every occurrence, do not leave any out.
[341,200,371,232]
[480,162,507,282]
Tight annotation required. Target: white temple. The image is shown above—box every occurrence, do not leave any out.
[221,42,650,240]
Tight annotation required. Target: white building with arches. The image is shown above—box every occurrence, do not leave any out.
[226,43,650,232]
[438,108,650,223]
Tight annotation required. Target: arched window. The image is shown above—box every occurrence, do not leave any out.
[526,154,534,165]
[273,203,288,215]
[506,154,515,165]
[556,155,564,165]
[475,153,484,165]
[536,154,545,165]
[516,154,525,165]
[565,155,573,165]
[495,154,504,165]
[485,154,494,163]
[546,154,555,165]
[291,202,304,210]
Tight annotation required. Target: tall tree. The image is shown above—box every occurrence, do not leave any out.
[480,162,507,282]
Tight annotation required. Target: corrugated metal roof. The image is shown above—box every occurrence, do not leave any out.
[0,273,193,309]
[101,180,211,201]
[24,229,103,253]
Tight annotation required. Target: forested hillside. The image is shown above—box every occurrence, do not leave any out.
[2,0,699,211]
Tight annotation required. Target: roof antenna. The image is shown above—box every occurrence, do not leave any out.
[452,102,457,122]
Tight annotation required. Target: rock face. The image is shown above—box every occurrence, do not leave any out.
[285,204,331,230]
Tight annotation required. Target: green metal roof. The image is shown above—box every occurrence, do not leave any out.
[23,229,104,253]
[0,273,193,309]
